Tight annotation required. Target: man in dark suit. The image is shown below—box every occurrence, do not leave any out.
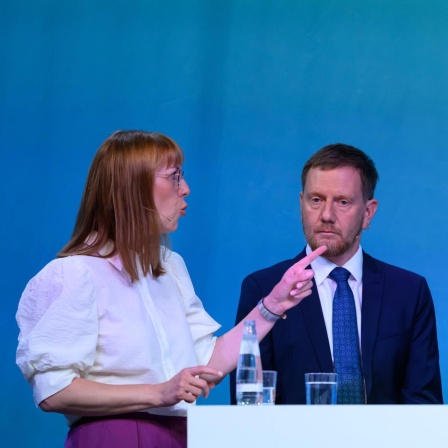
[231,144,442,404]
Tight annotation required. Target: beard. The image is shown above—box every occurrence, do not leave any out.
[303,222,364,259]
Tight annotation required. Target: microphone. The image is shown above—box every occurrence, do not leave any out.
[143,207,175,222]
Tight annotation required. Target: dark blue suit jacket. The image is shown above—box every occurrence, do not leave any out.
[230,249,443,404]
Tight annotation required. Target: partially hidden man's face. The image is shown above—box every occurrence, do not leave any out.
[300,166,378,266]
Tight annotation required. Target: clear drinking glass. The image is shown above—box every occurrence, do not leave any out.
[262,370,277,405]
[305,372,338,405]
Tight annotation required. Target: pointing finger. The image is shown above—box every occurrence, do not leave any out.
[187,366,223,378]
[295,245,327,270]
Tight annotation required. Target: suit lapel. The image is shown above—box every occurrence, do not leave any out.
[361,252,384,397]
[300,286,334,371]
[295,247,333,371]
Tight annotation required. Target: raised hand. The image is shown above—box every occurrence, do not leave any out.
[265,245,327,314]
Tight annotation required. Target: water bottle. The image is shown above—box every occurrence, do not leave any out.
[236,320,263,405]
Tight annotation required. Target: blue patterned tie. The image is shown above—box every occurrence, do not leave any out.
[329,267,364,404]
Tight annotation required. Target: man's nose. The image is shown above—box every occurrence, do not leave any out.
[320,201,335,223]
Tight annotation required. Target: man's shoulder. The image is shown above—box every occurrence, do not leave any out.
[363,252,426,282]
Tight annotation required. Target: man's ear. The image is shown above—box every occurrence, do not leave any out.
[363,198,378,229]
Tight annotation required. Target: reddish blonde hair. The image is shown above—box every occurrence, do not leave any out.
[59,130,184,280]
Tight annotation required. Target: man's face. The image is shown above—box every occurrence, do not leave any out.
[300,166,378,266]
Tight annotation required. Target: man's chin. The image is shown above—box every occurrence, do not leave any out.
[309,240,346,258]
[309,235,340,249]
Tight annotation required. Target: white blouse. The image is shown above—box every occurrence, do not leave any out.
[16,249,220,423]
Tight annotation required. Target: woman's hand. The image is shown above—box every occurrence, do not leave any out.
[39,367,223,416]
[153,366,223,406]
[264,245,327,315]
[206,246,327,377]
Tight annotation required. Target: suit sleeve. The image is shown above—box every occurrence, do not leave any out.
[402,277,443,403]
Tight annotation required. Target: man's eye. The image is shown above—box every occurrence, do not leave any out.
[339,200,349,206]
[310,197,321,204]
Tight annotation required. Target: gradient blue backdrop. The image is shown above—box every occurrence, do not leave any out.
[2,1,447,446]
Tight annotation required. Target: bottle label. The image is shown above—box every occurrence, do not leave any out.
[236,383,263,393]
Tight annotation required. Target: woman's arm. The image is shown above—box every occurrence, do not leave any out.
[38,246,325,415]
[207,245,326,377]
[40,365,223,416]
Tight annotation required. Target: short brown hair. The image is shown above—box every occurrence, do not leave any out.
[58,130,184,281]
[301,143,379,200]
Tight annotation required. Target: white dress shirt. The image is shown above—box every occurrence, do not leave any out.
[16,248,220,424]
[306,244,363,359]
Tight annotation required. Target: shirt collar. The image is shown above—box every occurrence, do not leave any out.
[86,233,170,276]
[85,233,124,272]
[306,244,363,285]
[97,241,124,271]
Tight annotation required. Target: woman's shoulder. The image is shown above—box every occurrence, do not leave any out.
[161,248,191,283]
[22,256,99,302]
[18,256,99,329]
[161,247,186,267]
[33,255,98,279]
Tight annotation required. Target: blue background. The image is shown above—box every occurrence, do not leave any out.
[2,1,447,446]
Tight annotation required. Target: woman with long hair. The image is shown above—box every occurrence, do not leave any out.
[16,130,325,448]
